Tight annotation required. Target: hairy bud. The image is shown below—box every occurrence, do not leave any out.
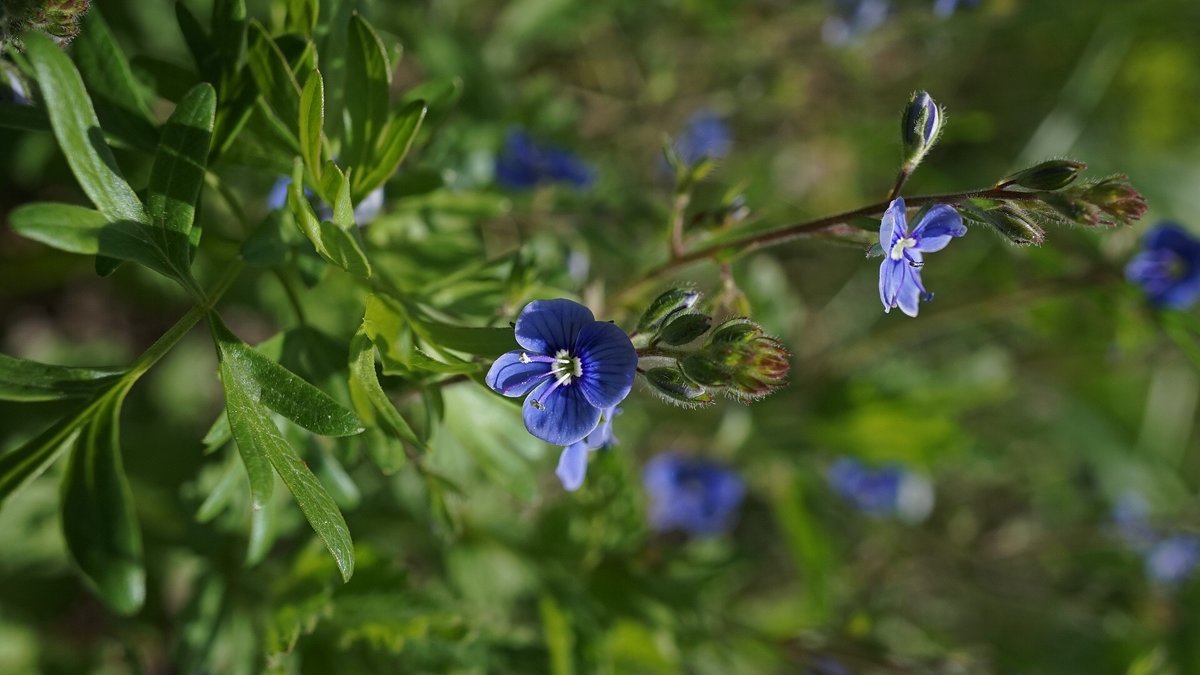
[999,159,1086,191]
[677,319,791,400]
[644,367,713,407]
[901,90,944,170]
[983,205,1045,246]
[1083,175,1148,225]
[2,0,92,48]
[658,313,712,346]
[635,288,701,334]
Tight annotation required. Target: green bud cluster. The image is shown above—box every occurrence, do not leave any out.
[2,0,91,49]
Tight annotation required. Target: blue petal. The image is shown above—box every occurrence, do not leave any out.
[574,322,637,409]
[880,197,907,249]
[911,205,966,253]
[1145,222,1200,258]
[879,258,905,311]
[514,299,595,354]
[896,267,923,317]
[556,443,591,491]
[267,176,292,210]
[485,350,552,397]
[522,379,602,446]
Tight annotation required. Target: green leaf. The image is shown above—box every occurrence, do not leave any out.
[74,9,159,154]
[0,412,85,507]
[212,0,249,72]
[287,160,372,278]
[195,452,241,522]
[9,202,110,255]
[330,164,355,229]
[299,71,324,182]
[217,351,355,582]
[210,316,364,437]
[344,14,391,170]
[352,100,426,200]
[176,2,217,80]
[285,0,319,37]
[147,83,215,270]
[60,388,146,615]
[0,353,124,402]
[420,322,518,357]
[348,331,427,453]
[25,32,148,226]
[247,21,302,147]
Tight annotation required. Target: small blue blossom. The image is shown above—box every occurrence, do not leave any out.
[827,457,934,523]
[494,129,595,190]
[556,407,619,491]
[486,299,637,449]
[1125,222,1200,310]
[1145,535,1200,587]
[673,110,732,168]
[643,453,745,536]
[822,0,889,45]
[878,197,966,317]
[266,176,292,211]
[933,0,981,17]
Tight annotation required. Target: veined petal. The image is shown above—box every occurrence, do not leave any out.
[896,267,923,317]
[879,258,905,311]
[574,321,637,409]
[556,443,591,491]
[911,204,966,253]
[485,350,552,397]
[880,197,907,248]
[514,299,595,354]
[523,380,602,446]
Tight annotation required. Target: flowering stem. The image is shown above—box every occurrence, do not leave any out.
[618,186,1041,304]
[886,166,912,201]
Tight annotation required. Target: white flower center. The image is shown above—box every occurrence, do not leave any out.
[890,236,917,261]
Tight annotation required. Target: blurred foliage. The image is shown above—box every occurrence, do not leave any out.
[1,0,1200,673]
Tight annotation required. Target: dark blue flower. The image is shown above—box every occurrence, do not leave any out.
[486,299,636,448]
[556,406,619,491]
[878,197,966,317]
[1145,535,1200,587]
[933,0,981,17]
[643,453,745,536]
[1125,222,1200,310]
[673,110,732,168]
[494,129,595,190]
[822,0,890,45]
[827,457,934,522]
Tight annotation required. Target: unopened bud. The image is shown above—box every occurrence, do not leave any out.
[706,318,759,346]
[636,288,701,334]
[984,206,1045,246]
[644,367,713,407]
[730,336,790,400]
[1040,192,1105,228]
[658,313,711,346]
[999,159,1086,191]
[1083,175,1148,225]
[2,0,92,48]
[680,354,732,388]
[901,90,943,169]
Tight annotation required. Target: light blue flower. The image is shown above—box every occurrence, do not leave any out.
[878,197,966,317]
[486,299,637,448]
[822,0,890,45]
[643,453,745,536]
[673,110,732,168]
[1125,222,1200,310]
[933,0,981,18]
[1145,535,1200,587]
[556,407,619,491]
[827,457,934,523]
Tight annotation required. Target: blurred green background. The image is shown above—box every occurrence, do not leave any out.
[2,0,1200,673]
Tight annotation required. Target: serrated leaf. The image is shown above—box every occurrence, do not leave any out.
[210,316,364,437]
[352,100,425,200]
[345,14,390,170]
[348,330,427,453]
[74,9,159,153]
[61,389,146,615]
[147,83,215,268]
[287,159,372,278]
[299,71,324,182]
[25,32,148,227]
[217,355,355,582]
[0,353,124,402]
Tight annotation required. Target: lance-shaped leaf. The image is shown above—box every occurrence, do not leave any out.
[74,9,159,153]
[212,0,249,72]
[210,316,363,437]
[0,412,85,507]
[351,99,426,200]
[0,353,124,402]
[344,14,390,170]
[286,159,372,278]
[216,339,355,582]
[247,21,302,147]
[61,388,146,616]
[10,202,110,255]
[299,71,324,182]
[348,329,427,454]
[147,83,216,267]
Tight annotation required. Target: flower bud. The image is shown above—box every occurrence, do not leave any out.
[999,159,1086,191]
[728,336,790,400]
[706,318,759,346]
[658,313,711,346]
[901,90,943,170]
[1083,175,1148,225]
[635,288,701,334]
[680,354,733,388]
[2,0,92,48]
[983,205,1045,246]
[644,367,713,407]
[684,318,791,400]
[1039,192,1104,227]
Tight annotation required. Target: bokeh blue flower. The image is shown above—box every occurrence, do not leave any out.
[1125,222,1200,310]
[494,129,595,190]
[933,0,981,18]
[827,457,934,523]
[486,299,636,447]
[643,453,745,536]
[556,406,619,491]
[822,0,889,45]
[266,176,385,226]
[672,110,732,168]
[1145,535,1200,587]
[879,197,966,317]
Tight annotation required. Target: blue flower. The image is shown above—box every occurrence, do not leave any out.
[673,110,732,168]
[827,457,934,523]
[1145,535,1200,587]
[486,299,637,448]
[266,176,292,211]
[643,453,745,536]
[878,197,966,317]
[556,407,619,491]
[1125,222,1200,310]
[2,64,28,105]
[494,129,595,190]
[933,0,981,17]
[822,0,889,45]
